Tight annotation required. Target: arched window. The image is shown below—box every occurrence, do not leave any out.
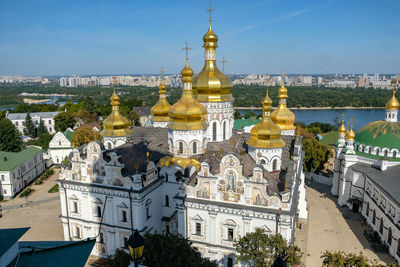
[212,122,217,141]
[272,159,278,171]
[107,143,111,150]
[178,142,183,154]
[388,227,392,245]
[260,159,266,164]
[384,150,388,158]
[193,141,197,154]
[376,148,380,156]
[379,218,383,234]
[372,210,376,225]
[223,121,226,141]
[366,202,369,217]
[165,195,169,207]
[368,147,372,154]
[394,150,397,158]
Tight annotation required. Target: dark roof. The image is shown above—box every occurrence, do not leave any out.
[133,106,151,116]
[115,127,169,176]
[350,163,400,205]
[9,239,96,267]
[0,227,29,257]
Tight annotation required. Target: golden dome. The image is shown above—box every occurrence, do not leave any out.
[169,61,207,131]
[101,89,131,137]
[157,155,201,171]
[270,80,295,131]
[193,24,233,103]
[151,81,171,122]
[338,119,347,135]
[347,126,356,141]
[386,84,399,110]
[247,89,285,149]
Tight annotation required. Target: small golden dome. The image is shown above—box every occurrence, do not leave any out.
[271,81,295,131]
[169,61,207,131]
[181,61,194,83]
[247,89,285,149]
[151,81,171,122]
[338,119,347,135]
[347,127,355,141]
[193,24,233,103]
[386,87,399,110]
[203,25,218,48]
[101,89,131,137]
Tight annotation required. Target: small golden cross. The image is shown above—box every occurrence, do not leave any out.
[206,1,215,23]
[182,42,191,61]
[221,57,227,73]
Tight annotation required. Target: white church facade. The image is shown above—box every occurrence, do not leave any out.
[57,12,308,267]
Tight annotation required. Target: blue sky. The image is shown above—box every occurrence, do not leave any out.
[0,0,399,75]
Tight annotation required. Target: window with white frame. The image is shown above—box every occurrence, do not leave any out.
[195,223,201,235]
[121,210,127,222]
[1,175,4,181]
[192,215,204,236]
[73,226,81,238]
[146,199,152,219]
[223,220,237,241]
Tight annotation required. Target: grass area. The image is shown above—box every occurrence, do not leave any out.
[20,188,34,197]
[48,184,59,193]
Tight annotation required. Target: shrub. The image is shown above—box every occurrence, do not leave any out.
[34,178,43,185]
[20,188,34,197]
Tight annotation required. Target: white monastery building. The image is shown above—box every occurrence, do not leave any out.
[331,81,400,265]
[6,111,59,135]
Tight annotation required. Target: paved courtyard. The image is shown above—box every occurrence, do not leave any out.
[0,168,63,241]
[296,181,394,266]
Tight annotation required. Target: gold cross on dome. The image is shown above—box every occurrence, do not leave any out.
[221,57,227,73]
[351,117,354,128]
[206,1,215,23]
[281,73,286,86]
[182,41,191,61]
[341,113,345,120]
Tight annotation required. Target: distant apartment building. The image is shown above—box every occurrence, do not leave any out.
[6,111,60,135]
[300,76,312,85]
[317,77,323,86]
[60,77,68,87]
[0,146,45,199]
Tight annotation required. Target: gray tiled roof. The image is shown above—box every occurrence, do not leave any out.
[6,111,60,120]
[133,107,151,117]
[350,163,400,205]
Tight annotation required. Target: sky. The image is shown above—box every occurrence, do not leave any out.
[0,0,399,76]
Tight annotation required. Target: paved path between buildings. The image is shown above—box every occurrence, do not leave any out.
[0,168,64,241]
[296,181,394,266]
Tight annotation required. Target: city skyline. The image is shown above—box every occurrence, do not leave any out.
[0,0,399,76]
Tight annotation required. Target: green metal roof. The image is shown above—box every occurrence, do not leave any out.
[0,227,29,257]
[8,239,96,267]
[355,150,400,162]
[63,128,74,142]
[355,121,400,150]
[234,118,259,131]
[0,146,43,172]
[320,131,339,147]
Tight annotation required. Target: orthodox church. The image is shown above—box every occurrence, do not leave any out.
[331,81,400,264]
[57,13,307,267]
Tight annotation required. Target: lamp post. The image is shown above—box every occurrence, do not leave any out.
[128,230,145,267]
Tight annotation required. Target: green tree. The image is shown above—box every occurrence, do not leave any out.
[82,96,98,114]
[74,109,97,125]
[71,126,102,147]
[234,110,241,119]
[37,119,48,136]
[108,232,216,267]
[26,133,53,150]
[127,110,140,126]
[234,228,302,267]
[0,118,24,152]
[23,112,35,138]
[54,112,76,132]
[302,138,332,173]
[321,250,395,267]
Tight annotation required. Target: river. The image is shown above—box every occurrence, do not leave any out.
[237,108,385,130]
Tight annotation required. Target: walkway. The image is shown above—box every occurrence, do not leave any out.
[296,181,394,266]
[0,168,63,241]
